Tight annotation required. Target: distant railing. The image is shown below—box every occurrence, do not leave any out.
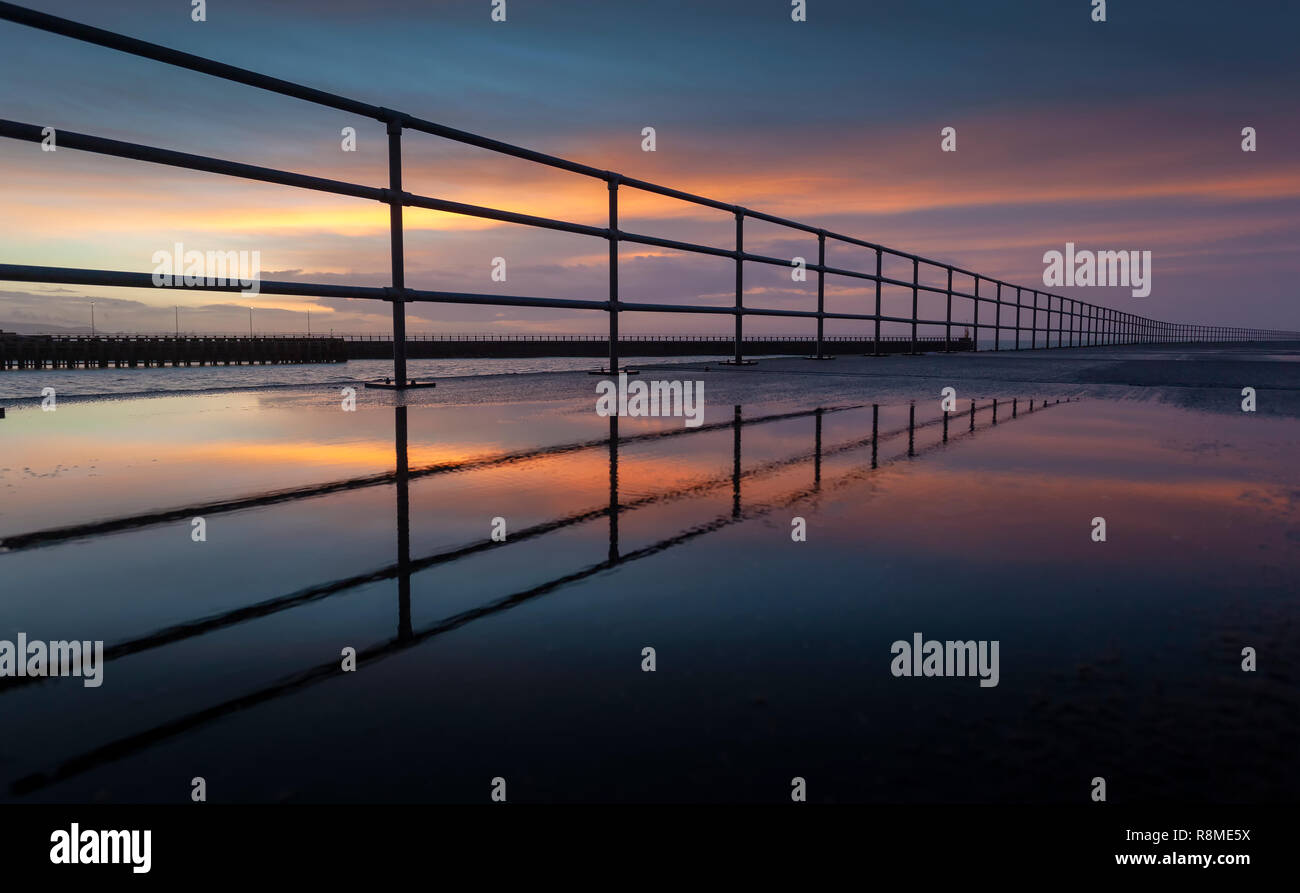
[1,2,1295,388]
[20,332,946,342]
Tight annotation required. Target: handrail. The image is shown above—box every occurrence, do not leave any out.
[0,2,1294,384]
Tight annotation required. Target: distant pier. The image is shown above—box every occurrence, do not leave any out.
[0,332,972,369]
[0,332,347,369]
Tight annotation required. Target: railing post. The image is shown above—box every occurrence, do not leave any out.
[973,275,980,352]
[608,174,620,373]
[873,248,882,356]
[945,267,953,352]
[386,115,408,387]
[910,257,919,354]
[731,208,746,364]
[994,282,1001,351]
[816,230,826,358]
[1031,290,1038,348]
[1014,286,1021,350]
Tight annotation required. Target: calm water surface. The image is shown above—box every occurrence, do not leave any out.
[0,387,1295,803]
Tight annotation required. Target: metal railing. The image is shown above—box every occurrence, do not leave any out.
[15,331,956,342]
[1,2,1295,387]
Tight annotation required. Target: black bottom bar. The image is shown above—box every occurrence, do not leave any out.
[0,803,1284,880]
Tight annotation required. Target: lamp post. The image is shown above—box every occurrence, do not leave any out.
[90,301,95,336]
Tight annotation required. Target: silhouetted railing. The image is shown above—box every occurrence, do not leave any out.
[13,332,964,343]
[1,2,1295,388]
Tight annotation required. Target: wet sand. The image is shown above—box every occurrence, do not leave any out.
[0,345,1296,803]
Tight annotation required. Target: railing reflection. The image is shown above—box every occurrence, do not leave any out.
[4,395,1072,795]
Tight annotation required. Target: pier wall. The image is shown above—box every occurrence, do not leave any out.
[0,333,347,369]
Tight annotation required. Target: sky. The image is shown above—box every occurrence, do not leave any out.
[0,0,1297,336]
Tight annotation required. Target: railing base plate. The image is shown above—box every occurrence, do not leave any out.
[364,380,437,390]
